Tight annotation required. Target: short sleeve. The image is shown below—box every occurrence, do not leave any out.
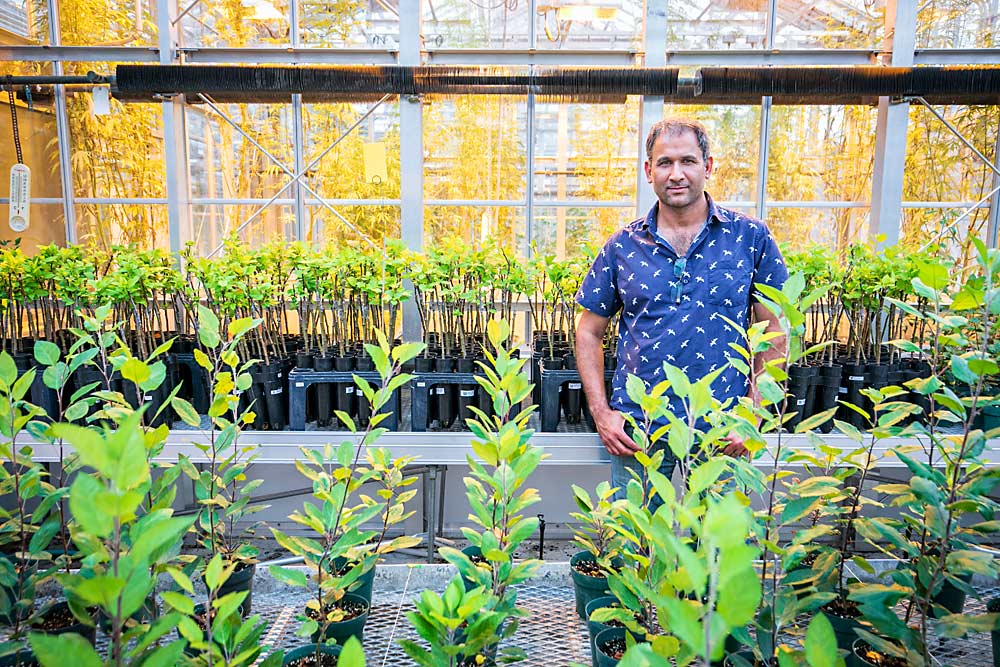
[751,223,788,302]
[576,241,622,318]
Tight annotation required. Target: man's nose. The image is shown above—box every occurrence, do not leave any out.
[668,163,685,180]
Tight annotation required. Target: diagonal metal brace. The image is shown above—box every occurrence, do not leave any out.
[910,97,1000,250]
[199,93,390,256]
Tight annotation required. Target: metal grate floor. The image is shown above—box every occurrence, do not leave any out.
[248,583,1000,666]
[255,580,592,665]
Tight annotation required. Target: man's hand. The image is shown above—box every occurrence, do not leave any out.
[593,409,642,457]
[721,432,750,458]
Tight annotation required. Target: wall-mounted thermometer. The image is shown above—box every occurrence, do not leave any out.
[8,163,29,233]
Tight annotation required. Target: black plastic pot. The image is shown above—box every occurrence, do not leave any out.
[930,572,973,618]
[815,364,842,433]
[281,643,341,666]
[821,607,866,652]
[861,362,889,426]
[563,354,583,425]
[314,355,334,427]
[309,593,369,645]
[456,358,477,428]
[295,351,313,370]
[594,626,625,667]
[586,595,619,667]
[355,356,374,427]
[214,562,255,617]
[332,557,376,607]
[262,362,287,431]
[570,551,614,620]
[0,647,37,667]
[334,356,356,421]
[33,600,96,645]
[434,356,456,429]
[839,362,868,428]
[784,364,814,431]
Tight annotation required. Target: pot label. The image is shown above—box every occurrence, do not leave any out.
[796,399,806,406]
[270,388,283,395]
[435,387,446,394]
[345,386,354,394]
[839,387,847,393]
[296,382,305,387]
[460,390,474,397]
[568,382,582,389]
[416,381,426,387]
[848,375,864,381]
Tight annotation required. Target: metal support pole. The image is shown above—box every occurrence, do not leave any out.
[988,115,1000,249]
[426,466,439,563]
[158,0,191,256]
[525,87,535,258]
[754,0,777,221]
[636,0,666,218]
[399,0,423,343]
[292,95,306,242]
[869,0,916,247]
[755,96,772,221]
[47,0,76,244]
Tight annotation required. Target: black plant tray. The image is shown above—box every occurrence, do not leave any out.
[287,369,399,431]
[538,368,614,433]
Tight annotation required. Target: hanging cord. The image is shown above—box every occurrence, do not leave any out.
[6,84,23,165]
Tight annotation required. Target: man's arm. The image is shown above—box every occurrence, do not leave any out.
[576,309,639,456]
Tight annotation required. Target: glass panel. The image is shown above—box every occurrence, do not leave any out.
[901,207,989,269]
[773,0,884,49]
[66,87,165,200]
[917,0,999,48]
[767,105,876,203]
[191,203,294,255]
[666,0,768,50]
[307,204,398,247]
[76,203,169,250]
[424,205,524,251]
[300,0,399,48]
[186,101,295,201]
[532,206,633,259]
[303,100,400,200]
[533,99,638,204]
[58,0,155,46]
[764,206,870,251]
[0,205,66,248]
[178,0,289,48]
[659,105,761,204]
[534,0,643,50]
[425,95,527,201]
[421,0,530,49]
[903,105,999,205]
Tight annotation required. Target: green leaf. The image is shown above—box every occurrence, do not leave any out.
[804,612,837,667]
[29,632,102,667]
[197,305,221,349]
[33,340,60,366]
[339,636,366,666]
[951,355,979,385]
[269,565,309,588]
[70,474,114,538]
[120,358,150,386]
[0,351,16,387]
[172,397,201,427]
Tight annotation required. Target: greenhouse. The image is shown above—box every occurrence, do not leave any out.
[1,1,1000,666]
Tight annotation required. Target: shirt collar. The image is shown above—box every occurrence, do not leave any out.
[640,193,727,234]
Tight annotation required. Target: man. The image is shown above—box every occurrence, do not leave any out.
[575,118,787,496]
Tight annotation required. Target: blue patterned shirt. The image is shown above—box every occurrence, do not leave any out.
[576,195,788,427]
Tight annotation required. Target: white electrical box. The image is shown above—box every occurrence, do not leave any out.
[8,163,30,233]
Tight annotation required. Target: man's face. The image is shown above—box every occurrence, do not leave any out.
[644,129,713,212]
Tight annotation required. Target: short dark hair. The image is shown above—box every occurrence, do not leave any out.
[645,118,711,163]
